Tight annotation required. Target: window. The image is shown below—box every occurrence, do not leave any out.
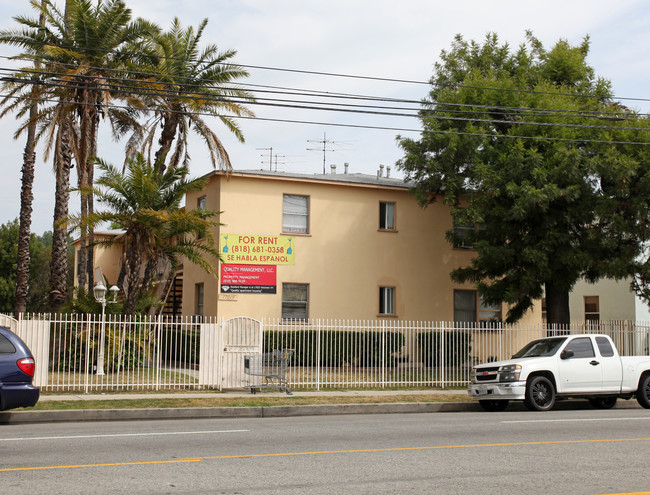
[283,194,309,234]
[379,286,395,315]
[541,297,547,323]
[564,337,595,359]
[0,334,16,355]
[282,283,308,320]
[379,202,396,230]
[584,296,599,321]
[452,212,485,249]
[453,289,501,325]
[197,196,206,239]
[595,336,615,357]
[453,219,476,248]
[195,283,204,317]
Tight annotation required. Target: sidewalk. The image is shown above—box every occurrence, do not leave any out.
[38,388,467,401]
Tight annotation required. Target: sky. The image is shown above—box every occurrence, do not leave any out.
[0,0,649,234]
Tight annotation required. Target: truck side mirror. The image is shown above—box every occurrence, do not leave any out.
[560,349,574,360]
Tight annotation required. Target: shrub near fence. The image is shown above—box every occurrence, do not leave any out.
[265,329,405,367]
[417,331,472,367]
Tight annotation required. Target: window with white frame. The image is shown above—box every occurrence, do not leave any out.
[379,286,395,315]
[197,196,206,239]
[379,201,396,230]
[282,283,309,320]
[282,194,309,234]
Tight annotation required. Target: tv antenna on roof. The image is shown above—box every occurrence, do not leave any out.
[256,147,274,171]
[307,132,344,174]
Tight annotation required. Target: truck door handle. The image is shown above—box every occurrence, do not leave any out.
[590,360,600,366]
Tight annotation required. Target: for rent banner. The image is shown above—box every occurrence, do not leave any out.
[220,264,277,294]
[220,234,295,265]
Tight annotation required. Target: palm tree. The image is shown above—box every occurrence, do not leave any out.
[2,0,159,298]
[140,18,255,177]
[55,0,157,290]
[66,153,222,315]
[0,0,76,313]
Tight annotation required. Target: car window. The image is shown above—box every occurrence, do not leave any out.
[564,337,595,358]
[595,336,615,357]
[0,333,16,354]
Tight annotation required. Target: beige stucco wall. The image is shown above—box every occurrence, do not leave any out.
[570,278,639,321]
[183,171,541,324]
[73,233,123,288]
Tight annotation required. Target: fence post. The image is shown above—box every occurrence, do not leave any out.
[316,319,321,391]
[440,322,446,390]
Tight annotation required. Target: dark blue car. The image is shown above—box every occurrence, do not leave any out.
[0,327,39,411]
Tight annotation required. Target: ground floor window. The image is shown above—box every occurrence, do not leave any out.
[195,283,204,317]
[584,295,600,321]
[379,286,395,315]
[453,289,500,326]
[282,283,309,320]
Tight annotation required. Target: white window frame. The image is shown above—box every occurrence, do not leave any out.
[379,286,395,316]
[379,201,396,231]
[282,194,309,234]
[282,283,309,321]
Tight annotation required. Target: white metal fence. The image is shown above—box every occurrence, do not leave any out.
[3,314,650,392]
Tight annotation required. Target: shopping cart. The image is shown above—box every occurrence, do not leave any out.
[244,349,294,395]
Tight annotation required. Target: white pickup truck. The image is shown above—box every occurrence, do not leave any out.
[468,334,650,411]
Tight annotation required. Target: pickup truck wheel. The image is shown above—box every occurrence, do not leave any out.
[637,374,650,409]
[589,397,617,409]
[479,400,509,412]
[524,376,555,411]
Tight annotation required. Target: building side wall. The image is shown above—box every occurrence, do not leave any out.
[569,278,638,321]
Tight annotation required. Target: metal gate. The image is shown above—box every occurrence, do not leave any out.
[220,317,262,389]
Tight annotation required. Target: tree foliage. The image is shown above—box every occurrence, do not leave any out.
[397,32,650,324]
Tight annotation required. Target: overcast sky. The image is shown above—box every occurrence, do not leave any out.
[0,0,649,234]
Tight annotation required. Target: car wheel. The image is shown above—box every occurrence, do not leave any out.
[589,397,617,409]
[637,374,650,409]
[524,376,555,411]
[479,399,509,412]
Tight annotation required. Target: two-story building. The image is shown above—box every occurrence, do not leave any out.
[75,164,542,325]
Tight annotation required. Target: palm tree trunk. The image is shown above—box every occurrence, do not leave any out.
[14,133,36,316]
[49,118,73,313]
[153,107,180,177]
[14,3,46,317]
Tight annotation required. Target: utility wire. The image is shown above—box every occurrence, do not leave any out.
[3,72,650,134]
[2,91,650,147]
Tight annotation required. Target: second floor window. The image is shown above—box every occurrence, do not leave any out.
[197,196,207,239]
[379,202,396,230]
[283,194,309,234]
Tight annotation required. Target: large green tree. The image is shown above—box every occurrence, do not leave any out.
[66,153,222,315]
[397,33,650,325]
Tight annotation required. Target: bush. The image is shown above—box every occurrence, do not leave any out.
[264,329,404,367]
[417,331,472,366]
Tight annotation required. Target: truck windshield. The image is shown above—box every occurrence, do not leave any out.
[512,337,567,358]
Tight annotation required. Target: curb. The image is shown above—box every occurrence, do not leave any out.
[0,402,479,424]
[0,399,643,424]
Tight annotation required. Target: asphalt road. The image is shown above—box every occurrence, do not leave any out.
[2,409,650,494]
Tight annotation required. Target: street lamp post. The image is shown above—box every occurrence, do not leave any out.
[93,282,120,376]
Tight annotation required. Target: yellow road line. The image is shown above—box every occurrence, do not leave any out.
[2,437,649,472]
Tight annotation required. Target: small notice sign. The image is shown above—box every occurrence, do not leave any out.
[220,264,277,294]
